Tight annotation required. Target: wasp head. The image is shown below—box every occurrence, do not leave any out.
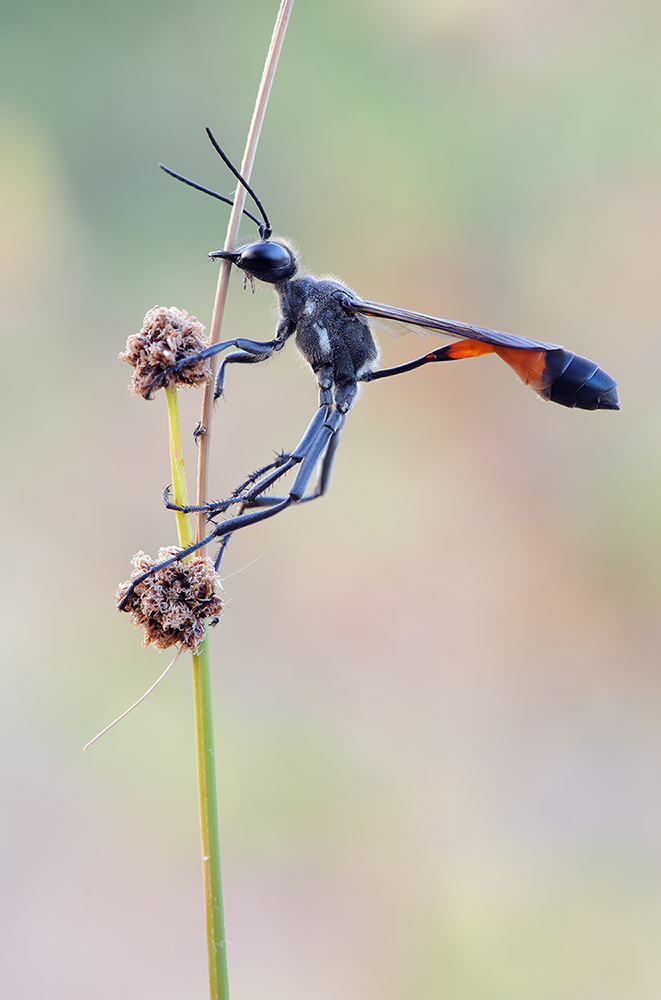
[209,240,297,284]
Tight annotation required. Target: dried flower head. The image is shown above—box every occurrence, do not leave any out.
[120,306,212,398]
[116,548,225,651]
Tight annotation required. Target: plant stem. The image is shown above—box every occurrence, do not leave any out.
[195,0,296,548]
[178,5,295,996]
[165,386,229,999]
[165,387,194,548]
[191,635,228,1000]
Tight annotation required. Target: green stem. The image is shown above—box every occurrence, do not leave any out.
[192,635,229,1000]
[165,387,229,1000]
[161,9,295,996]
[165,387,194,549]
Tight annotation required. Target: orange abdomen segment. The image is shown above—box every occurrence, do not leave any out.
[436,340,618,410]
[493,347,556,393]
[494,346,619,410]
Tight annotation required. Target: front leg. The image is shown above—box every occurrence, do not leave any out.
[211,316,296,400]
[213,348,279,400]
[146,327,292,400]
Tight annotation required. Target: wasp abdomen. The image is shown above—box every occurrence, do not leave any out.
[542,349,619,411]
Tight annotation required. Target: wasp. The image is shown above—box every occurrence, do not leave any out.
[118,129,618,609]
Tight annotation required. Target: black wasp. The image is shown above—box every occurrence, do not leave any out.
[119,128,618,608]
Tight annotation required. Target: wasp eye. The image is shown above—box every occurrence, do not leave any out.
[237,241,297,283]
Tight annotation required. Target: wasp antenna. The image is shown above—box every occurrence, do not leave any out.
[159,164,264,231]
[205,127,273,239]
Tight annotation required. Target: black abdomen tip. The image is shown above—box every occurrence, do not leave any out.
[545,351,620,410]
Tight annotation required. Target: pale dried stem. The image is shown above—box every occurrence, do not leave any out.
[195,0,296,548]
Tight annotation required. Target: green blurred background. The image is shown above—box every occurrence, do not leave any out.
[2,0,660,996]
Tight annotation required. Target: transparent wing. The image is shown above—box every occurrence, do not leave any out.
[347,297,561,351]
[364,314,431,340]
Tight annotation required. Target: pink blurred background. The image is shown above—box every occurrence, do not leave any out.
[1,0,660,996]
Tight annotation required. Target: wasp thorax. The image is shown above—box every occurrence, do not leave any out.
[210,240,297,283]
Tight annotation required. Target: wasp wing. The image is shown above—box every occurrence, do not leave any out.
[347,297,561,352]
[362,314,433,340]
[347,297,618,410]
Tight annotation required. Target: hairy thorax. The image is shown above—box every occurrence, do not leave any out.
[278,276,379,384]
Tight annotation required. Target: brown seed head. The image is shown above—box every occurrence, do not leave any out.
[120,306,212,398]
[115,548,225,651]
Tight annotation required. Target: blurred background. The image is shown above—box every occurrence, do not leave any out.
[1,0,660,997]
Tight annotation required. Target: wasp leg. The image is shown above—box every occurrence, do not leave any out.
[161,451,293,517]
[146,336,278,399]
[246,414,345,508]
[205,317,297,400]
[230,381,351,508]
[119,407,346,610]
[199,406,344,529]
[188,390,339,517]
[212,347,280,400]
